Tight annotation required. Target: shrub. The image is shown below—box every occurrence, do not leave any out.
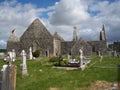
[33,50,40,58]
[63,60,68,65]
[60,61,66,66]
[49,56,58,62]
[75,56,80,61]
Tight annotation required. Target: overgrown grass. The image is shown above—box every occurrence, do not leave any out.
[0,55,120,90]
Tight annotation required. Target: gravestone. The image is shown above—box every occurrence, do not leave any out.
[8,51,12,60]
[68,54,70,61]
[20,50,28,76]
[8,49,16,62]
[0,55,17,90]
[98,51,101,57]
[113,50,117,57]
[79,49,86,70]
[29,47,33,60]
[12,49,16,61]
[99,55,103,62]
[79,49,83,67]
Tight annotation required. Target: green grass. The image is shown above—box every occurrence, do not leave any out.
[0,55,120,90]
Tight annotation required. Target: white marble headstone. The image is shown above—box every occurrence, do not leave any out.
[12,49,16,61]
[29,47,33,60]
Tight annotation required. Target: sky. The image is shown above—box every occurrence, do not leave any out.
[0,0,120,49]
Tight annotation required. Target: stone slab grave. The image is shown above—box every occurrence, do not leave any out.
[67,49,91,70]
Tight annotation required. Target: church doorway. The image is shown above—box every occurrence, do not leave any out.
[32,40,39,52]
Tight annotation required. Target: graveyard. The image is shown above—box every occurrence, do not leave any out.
[1,14,120,90]
[0,54,120,90]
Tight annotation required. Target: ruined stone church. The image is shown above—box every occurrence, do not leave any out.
[7,18,107,56]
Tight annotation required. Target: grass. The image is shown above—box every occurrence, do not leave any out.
[0,55,120,90]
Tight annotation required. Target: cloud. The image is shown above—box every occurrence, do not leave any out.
[0,40,6,49]
[49,0,90,25]
[89,0,120,42]
[0,0,54,49]
[48,0,120,42]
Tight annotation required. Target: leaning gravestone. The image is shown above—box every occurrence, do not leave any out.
[0,55,17,90]
[20,50,28,76]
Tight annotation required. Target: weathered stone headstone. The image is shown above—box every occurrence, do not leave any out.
[7,49,16,62]
[68,54,70,61]
[0,56,17,90]
[12,49,16,61]
[29,47,33,60]
[8,51,12,60]
[98,51,101,57]
[99,55,103,62]
[20,50,28,76]
[114,50,117,57]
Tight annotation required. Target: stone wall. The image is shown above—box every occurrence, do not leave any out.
[88,40,107,54]
[7,41,21,55]
[61,41,76,55]
[71,39,92,56]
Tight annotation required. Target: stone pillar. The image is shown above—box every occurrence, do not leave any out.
[20,50,28,76]
[29,47,33,60]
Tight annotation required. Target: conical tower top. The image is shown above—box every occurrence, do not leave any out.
[100,24,106,41]
[8,28,20,42]
[102,24,105,31]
